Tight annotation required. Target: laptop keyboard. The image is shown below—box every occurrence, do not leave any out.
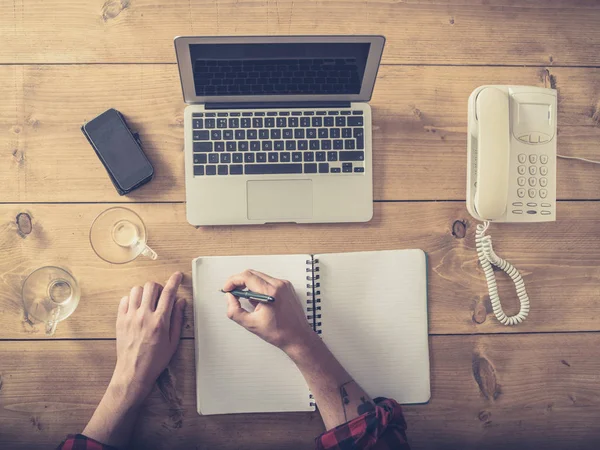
[191,110,366,176]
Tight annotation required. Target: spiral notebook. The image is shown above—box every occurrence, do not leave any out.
[192,249,430,415]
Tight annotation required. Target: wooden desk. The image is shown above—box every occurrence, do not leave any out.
[1,1,600,449]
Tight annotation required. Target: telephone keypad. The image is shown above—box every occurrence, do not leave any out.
[540,155,549,164]
[528,189,536,198]
[517,188,526,198]
[518,154,527,163]
[540,189,548,198]
[518,177,526,186]
[528,177,537,186]
[513,151,554,219]
[518,165,526,175]
[529,154,538,164]
[540,166,548,176]
[540,177,548,187]
[529,166,537,175]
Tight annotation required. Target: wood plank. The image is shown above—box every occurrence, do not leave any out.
[1,65,600,202]
[1,202,599,339]
[1,0,600,65]
[2,334,600,449]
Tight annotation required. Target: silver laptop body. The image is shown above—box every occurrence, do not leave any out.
[174,35,385,226]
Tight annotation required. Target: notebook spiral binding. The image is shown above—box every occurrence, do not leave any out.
[306,255,321,408]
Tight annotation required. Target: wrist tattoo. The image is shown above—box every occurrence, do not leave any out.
[339,380,376,421]
[339,380,352,422]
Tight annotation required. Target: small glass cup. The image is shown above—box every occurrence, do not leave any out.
[90,207,158,264]
[22,266,80,336]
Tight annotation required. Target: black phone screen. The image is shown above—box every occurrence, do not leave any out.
[84,109,153,191]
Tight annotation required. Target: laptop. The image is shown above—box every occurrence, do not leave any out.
[174,36,385,226]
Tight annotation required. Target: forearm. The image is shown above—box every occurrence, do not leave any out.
[82,378,149,449]
[285,335,375,430]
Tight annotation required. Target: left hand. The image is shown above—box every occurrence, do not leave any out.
[110,272,186,401]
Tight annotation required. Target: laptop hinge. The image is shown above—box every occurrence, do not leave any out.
[204,101,352,110]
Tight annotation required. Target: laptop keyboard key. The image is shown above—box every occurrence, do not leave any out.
[270,129,281,139]
[342,162,353,172]
[194,165,204,176]
[333,140,343,150]
[294,129,305,139]
[257,153,267,162]
[250,141,260,151]
[298,140,308,150]
[226,142,236,151]
[274,140,284,150]
[245,153,255,163]
[330,128,340,138]
[283,129,293,139]
[318,128,328,138]
[307,128,317,138]
[238,141,249,151]
[218,165,228,175]
[268,153,279,162]
[245,164,303,175]
[230,164,243,175]
[209,153,219,163]
[336,117,346,127]
[354,128,364,149]
[223,130,234,140]
[324,117,334,127]
[312,117,322,127]
[281,152,291,162]
[241,118,251,128]
[300,117,310,127]
[217,118,227,128]
[321,140,332,150]
[319,163,329,173]
[211,130,221,140]
[259,129,269,139]
[194,142,212,152]
[194,130,209,140]
[228,118,239,128]
[354,167,365,173]
[220,153,231,163]
[310,140,320,150]
[316,151,326,161]
[348,117,364,126]
[235,130,245,140]
[304,163,317,173]
[265,118,275,128]
[247,129,257,140]
[344,139,355,149]
[193,119,203,129]
[194,154,207,164]
[340,151,364,161]
[206,165,216,175]
[327,151,338,161]
[253,118,263,128]
[331,167,341,173]
[292,152,302,162]
[286,140,296,150]
[289,117,299,127]
[304,152,315,162]
[233,153,243,163]
[342,128,352,138]
[262,141,273,151]
[205,118,215,128]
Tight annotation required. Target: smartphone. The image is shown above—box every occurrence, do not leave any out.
[82,109,154,195]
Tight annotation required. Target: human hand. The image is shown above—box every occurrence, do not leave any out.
[222,270,319,355]
[110,272,186,403]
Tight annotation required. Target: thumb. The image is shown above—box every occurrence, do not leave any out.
[169,298,186,350]
[226,293,251,327]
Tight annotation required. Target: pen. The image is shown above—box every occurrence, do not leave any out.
[220,289,276,303]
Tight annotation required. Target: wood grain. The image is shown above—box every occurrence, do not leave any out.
[2,334,600,450]
[1,0,600,65]
[1,202,599,339]
[1,65,600,203]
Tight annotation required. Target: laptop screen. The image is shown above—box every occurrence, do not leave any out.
[189,42,371,97]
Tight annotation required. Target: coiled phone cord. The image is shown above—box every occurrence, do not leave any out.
[475,221,530,325]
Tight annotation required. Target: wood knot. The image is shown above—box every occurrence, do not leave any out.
[472,354,501,400]
[449,17,455,25]
[478,410,492,426]
[11,125,22,134]
[539,68,557,90]
[102,0,130,21]
[157,368,184,429]
[452,220,467,239]
[410,104,422,119]
[16,212,33,237]
[12,149,25,166]
[472,302,487,324]
[561,360,571,367]
[30,416,43,431]
[589,102,600,127]
[0,374,3,392]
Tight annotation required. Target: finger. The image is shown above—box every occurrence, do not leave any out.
[169,298,186,349]
[156,272,184,317]
[128,286,143,311]
[226,293,252,327]
[247,269,283,286]
[222,269,273,294]
[118,295,129,316]
[141,281,163,311]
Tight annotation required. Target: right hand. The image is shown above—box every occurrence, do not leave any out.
[222,270,318,354]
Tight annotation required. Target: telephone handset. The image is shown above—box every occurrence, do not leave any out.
[466,85,557,325]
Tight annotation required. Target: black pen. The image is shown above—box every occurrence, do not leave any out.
[220,289,276,303]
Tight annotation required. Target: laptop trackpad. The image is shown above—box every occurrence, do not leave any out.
[247,180,313,221]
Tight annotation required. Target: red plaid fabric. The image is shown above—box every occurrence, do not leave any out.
[56,434,118,450]
[57,398,409,450]
[316,398,410,450]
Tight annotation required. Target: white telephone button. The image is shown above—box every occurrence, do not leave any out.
[529,154,538,164]
[518,177,526,186]
[541,202,552,207]
[527,210,537,214]
[529,166,537,175]
[539,133,551,144]
[518,154,527,163]
[540,177,548,187]
[541,211,551,215]
[528,189,536,198]
[528,177,537,186]
[518,135,530,143]
[518,165,526,175]
[512,210,523,214]
[540,189,548,198]
[513,202,523,206]
[517,188,526,198]
[540,155,549,164]
[527,202,537,207]
[540,166,548,176]
[529,133,540,143]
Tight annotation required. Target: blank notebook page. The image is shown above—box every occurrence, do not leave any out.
[318,249,430,404]
[193,254,313,415]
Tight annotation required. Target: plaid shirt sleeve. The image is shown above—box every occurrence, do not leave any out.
[55,434,118,450]
[315,398,410,450]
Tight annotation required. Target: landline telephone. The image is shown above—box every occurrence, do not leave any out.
[467,85,557,325]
